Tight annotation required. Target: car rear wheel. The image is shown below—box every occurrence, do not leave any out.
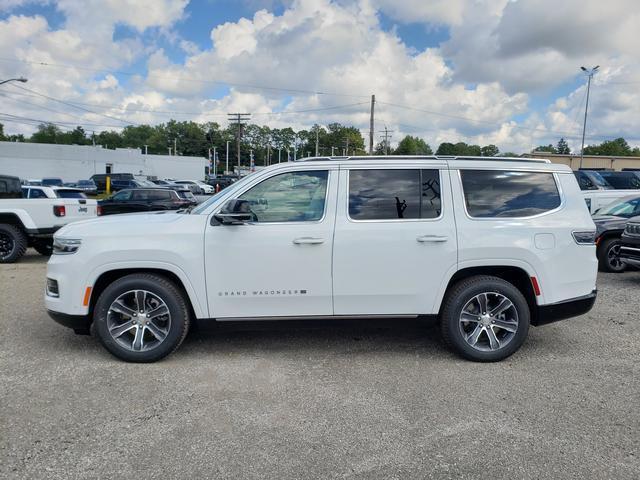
[0,224,27,263]
[93,273,190,362]
[598,237,626,273]
[441,275,530,362]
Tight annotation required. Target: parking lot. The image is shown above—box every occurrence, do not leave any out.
[0,251,638,479]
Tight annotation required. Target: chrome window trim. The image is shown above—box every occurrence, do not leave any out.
[211,169,333,226]
[344,167,445,224]
[456,169,566,221]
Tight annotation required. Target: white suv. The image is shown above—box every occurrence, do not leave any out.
[45,156,598,362]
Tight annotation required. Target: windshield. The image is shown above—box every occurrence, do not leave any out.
[191,173,256,214]
[597,197,640,217]
[137,179,157,187]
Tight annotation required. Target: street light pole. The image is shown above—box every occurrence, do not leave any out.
[225,140,230,174]
[580,65,599,169]
[0,77,28,86]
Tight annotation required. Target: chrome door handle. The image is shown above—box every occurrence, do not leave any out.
[293,237,325,245]
[417,235,448,243]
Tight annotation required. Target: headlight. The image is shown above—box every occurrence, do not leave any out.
[53,238,82,255]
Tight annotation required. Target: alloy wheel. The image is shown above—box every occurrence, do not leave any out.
[106,290,172,352]
[458,292,519,352]
[607,243,624,270]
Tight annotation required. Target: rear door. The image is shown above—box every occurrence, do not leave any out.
[332,162,457,315]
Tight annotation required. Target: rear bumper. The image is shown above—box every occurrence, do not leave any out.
[533,290,597,326]
[47,309,91,335]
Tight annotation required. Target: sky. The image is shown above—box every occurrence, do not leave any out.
[0,0,639,153]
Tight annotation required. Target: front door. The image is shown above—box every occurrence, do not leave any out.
[332,165,457,315]
[205,167,337,319]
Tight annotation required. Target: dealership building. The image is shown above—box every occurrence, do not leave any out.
[0,142,207,182]
[525,152,640,170]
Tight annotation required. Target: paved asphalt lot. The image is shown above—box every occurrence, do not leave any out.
[1,252,638,479]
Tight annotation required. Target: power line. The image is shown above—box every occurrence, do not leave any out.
[0,56,370,98]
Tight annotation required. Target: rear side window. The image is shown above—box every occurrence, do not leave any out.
[461,170,561,218]
[348,169,441,220]
[29,188,48,199]
[56,190,86,199]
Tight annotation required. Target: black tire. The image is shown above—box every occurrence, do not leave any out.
[598,237,626,273]
[33,238,53,256]
[0,224,28,264]
[441,275,530,362]
[93,273,190,362]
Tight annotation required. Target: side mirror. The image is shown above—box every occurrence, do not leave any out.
[213,199,253,225]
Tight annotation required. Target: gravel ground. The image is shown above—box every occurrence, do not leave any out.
[1,251,638,479]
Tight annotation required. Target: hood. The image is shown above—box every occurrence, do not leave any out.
[54,211,202,238]
[592,215,628,235]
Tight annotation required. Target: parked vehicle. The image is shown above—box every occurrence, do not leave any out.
[21,186,87,199]
[173,180,206,195]
[619,217,640,269]
[1,188,99,262]
[582,188,640,214]
[46,156,598,363]
[0,175,22,199]
[75,180,98,196]
[207,175,237,191]
[109,179,158,192]
[592,196,640,272]
[98,188,197,215]
[573,170,613,191]
[597,171,640,190]
[90,173,134,192]
[42,177,64,187]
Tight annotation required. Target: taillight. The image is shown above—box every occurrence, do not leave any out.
[97,205,103,216]
[53,205,66,217]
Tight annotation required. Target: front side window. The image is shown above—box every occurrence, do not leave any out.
[461,170,561,218]
[348,169,441,220]
[238,170,328,223]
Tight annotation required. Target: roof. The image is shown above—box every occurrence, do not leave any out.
[295,155,551,164]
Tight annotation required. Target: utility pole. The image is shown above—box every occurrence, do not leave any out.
[174,138,177,156]
[278,148,282,163]
[315,127,319,156]
[369,94,375,155]
[266,144,271,166]
[143,144,148,154]
[227,113,251,174]
[331,146,335,156]
[580,65,599,169]
[379,126,394,155]
[225,140,230,174]
[168,147,172,156]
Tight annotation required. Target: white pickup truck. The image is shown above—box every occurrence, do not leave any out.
[582,189,640,214]
[0,179,99,263]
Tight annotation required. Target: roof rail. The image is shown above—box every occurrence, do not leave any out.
[294,155,551,164]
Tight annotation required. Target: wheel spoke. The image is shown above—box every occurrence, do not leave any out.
[486,326,501,350]
[109,322,135,338]
[146,321,168,342]
[110,300,137,318]
[460,312,479,323]
[147,304,169,319]
[490,298,513,317]
[135,290,147,313]
[466,325,484,346]
[492,319,518,333]
[132,326,144,351]
[476,293,489,314]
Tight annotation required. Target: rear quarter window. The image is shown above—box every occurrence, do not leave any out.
[55,190,86,199]
[460,170,561,218]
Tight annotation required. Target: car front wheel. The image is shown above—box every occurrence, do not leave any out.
[598,238,626,273]
[93,273,190,362]
[441,275,530,362]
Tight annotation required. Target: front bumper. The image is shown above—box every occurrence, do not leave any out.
[533,290,597,326]
[47,310,91,335]
[619,245,640,267]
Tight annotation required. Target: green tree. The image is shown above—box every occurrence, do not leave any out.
[393,135,432,155]
[0,123,6,141]
[436,142,456,155]
[584,137,632,156]
[533,144,556,153]
[556,138,570,154]
[481,144,499,157]
[30,124,64,144]
[96,130,124,149]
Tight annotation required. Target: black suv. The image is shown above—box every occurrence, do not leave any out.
[99,188,197,215]
[593,195,640,272]
[619,217,640,269]
[90,173,134,192]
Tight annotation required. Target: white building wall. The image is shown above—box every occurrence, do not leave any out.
[0,142,206,181]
